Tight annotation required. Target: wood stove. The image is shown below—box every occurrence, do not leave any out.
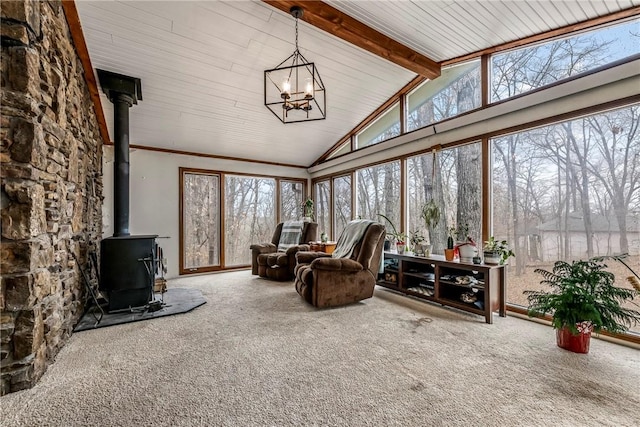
[100,235,158,311]
[97,70,161,312]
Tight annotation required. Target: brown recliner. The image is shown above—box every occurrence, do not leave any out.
[294,221,385,308]
[250,222,318,281]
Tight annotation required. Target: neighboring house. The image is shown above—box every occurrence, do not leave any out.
[534,212,640,260]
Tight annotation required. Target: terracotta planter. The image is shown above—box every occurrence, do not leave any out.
[444,248,455,261]
[556,323,593,354]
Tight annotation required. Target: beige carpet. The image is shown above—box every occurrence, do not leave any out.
[1,270,639,426]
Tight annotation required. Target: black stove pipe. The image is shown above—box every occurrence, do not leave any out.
[112,93,133,236]
[96,69,142,237]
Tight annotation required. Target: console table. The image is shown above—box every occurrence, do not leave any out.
[378,252,506,324]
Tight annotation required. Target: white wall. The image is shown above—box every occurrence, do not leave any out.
[102,148,309,278]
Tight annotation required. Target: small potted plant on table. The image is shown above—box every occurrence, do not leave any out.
[524,255,640,354]
[483,236,514,265]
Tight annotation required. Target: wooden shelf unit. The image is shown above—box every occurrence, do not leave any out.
[378,252,506,324]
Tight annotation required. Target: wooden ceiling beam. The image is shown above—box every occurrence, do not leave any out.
[262,0,441,79]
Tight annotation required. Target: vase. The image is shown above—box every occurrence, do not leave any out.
[397,243,406,254]
[556,323,592,354]
[423,244,431,257]
[458,243,477,262]
[444,248,455,261]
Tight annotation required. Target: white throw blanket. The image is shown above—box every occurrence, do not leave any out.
[332,219,374,259]
[277,221,304,252]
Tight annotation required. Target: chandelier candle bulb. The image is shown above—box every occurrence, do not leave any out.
[281,80,291,99]
[305,79,314,99]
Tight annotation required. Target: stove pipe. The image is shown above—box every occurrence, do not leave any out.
[97,70,143,237]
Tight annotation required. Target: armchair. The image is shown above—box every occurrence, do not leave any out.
[250,221,317,281]
[294,221,385,307]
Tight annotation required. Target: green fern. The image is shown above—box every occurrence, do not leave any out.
[524,258,640,334]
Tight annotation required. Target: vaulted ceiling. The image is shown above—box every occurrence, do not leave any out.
[74,0,639,167]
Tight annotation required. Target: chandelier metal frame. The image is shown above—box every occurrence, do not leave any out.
[264,6,326,124]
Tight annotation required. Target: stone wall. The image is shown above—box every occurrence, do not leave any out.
[0,0,104,394]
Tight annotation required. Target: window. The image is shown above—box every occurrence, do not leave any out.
[333,175,352,239]
[181,171,221,271]
[491,104,640,334]
[280,180,304,221]
[315,180,330,238]
[356,103,401,149]
[224,176,275,266]
[328,140,351,159]
[491,19,640,102]
[407,144,482,254]
[181,169,303,274]
[356,161,401,231]
[407,60,481,132]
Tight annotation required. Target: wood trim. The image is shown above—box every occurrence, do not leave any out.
[179,167,185,275]
[262,0,440,79]
[61,0,111,145]
[129,144,308,169]
[480,55,489,107]
[441,8,640,67]
[481,137,490,244]
[400,158,406,235]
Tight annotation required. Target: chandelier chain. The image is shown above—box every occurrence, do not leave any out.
[295,16,299,52]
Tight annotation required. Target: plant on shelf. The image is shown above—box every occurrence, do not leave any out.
[378,213,406,253]
[482,236,514,265]
[524,254,640,354]
[410,230,426,256]
[446,226,455,250]
[302,197,314,221]
[445,226,456,260]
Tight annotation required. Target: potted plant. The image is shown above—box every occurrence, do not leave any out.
[444,227,456,261]
[483,236,514,265]
[410,230,427,256]
[378,213,404,253]
[524,255,640,354]
[302,197,314,221]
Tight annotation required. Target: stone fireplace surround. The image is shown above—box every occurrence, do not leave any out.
[1,0,104,394]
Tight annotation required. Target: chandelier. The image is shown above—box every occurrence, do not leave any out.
[264,6,326,124]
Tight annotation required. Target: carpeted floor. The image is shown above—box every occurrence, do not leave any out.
[1,270,639,426]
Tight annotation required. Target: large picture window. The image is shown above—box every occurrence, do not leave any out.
[224,176,275,266]
[181,171,221,271]
[180,169,304,274]
[315,180,330,238]
[491,104,640,334]
[491,19,640,102]
[333,175,352,240]
[356,103,401,149]
[407,60,481,132]
[356,161,401,231]
[280,180,304,222]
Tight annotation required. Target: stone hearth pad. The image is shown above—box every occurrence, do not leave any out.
[74,288,206,332]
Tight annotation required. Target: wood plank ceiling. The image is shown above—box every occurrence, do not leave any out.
[74,0,639,167]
